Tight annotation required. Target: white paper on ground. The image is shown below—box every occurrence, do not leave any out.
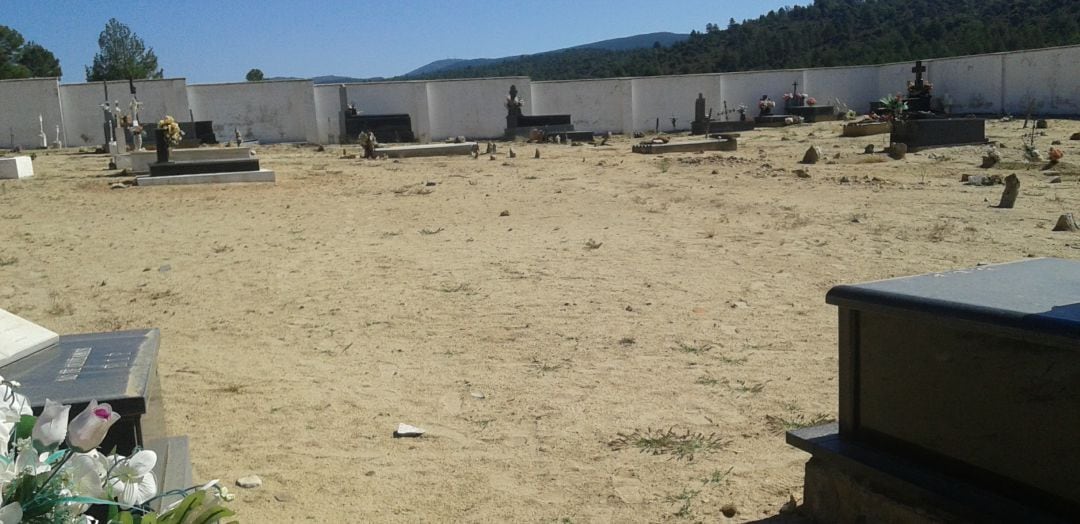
[0,309,59,367]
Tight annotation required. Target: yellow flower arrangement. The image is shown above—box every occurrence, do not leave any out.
[157,115,184,146]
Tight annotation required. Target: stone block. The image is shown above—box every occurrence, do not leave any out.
[0,156,34,179]
[136,169,275,186]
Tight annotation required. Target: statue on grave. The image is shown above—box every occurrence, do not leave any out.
[358,130,377,159]
[234,128,242,146]
[505,85,524,129]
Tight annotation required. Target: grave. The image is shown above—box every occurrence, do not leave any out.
[116,147,257,174]
[690,94,754,135]
[0,328,165,455]
[375,142,478,159]
[0,156,34,179]
[504,85,575,138]
[632,134,738,154]
[344,107,416,143]
[885,60,987,151]
[841,121,891,137]
[754,95,802,127]
[0,308,58,365]
[783,81,837,123]
[137,128,275,186]
[788,258,1080,522]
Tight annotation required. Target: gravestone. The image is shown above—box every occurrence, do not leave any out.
[344,113,415,143]
[691,94,754,134]
[0,329,165,455]
[883,60,986,151]
[632,134,738,154]
[137,129,274,186]
[504,85,575,138]
[784,80,837,123]
[788,258,1080,522]
[0,309,57,364]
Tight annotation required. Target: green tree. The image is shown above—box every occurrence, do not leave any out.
[0,26,61,79]
[245,68,264,81]
[85,18,162,81]
[17,43,61,77]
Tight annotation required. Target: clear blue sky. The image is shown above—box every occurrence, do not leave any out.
[7,0,807,84]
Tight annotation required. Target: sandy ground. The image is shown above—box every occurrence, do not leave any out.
[1,119,1079,523]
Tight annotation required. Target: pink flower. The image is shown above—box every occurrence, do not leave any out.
[67,401,121,453]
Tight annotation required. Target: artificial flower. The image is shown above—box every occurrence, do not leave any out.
[0,502,21,524]
[32,399,70,451]
[108,450,158,506]
[68,401,121,453]
[0,384,31,444]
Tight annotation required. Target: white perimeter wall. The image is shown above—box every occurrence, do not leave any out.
[0,78,64,149]
[187,79,318,143]
[59,78,189,147]
[425,77,529,140]
[803,65,878,112]
[1002,46,1080,115]
[346,81,431,142]
[312,84,341,145]
[530,78,631,134]
[630,74,723,133]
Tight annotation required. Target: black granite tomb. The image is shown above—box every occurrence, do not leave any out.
[783,81,837,123]
[146,121,218,146]
[0,329,164,455]
[891,118,987,151]
[344,112,415,143]
[788,258,1080,522]
[505,85,574,138]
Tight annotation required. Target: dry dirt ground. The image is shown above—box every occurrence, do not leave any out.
[1,119,1078,522]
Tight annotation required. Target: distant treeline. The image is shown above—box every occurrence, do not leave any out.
[410,0,1080,81]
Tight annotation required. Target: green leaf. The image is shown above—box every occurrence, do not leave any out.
[14,414,35,440]
[193,505,235,524]
[159,490,205,524]
[117,510,136,524]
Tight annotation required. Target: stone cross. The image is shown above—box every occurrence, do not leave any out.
[912,60,926,89]
[38,114,46,148]
[792,80,799,95]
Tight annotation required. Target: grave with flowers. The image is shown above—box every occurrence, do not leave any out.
[754,94,803,127]
[137,116,275,186]
[0,308,235,522]
[882,61,987,152]
[783,80,837,123]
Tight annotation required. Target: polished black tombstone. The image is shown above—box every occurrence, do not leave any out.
[0,329,165,455]
[789,258,1080,522]
[148,129,262,177]
[891,117,987,151]
[344,113,415,143]
[786,105,836,123]
[504,84,575,138]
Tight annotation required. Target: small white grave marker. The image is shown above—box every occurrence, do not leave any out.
[0,156,34,179]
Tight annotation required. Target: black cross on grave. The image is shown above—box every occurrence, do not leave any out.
[792,80,799,94]
[912,60,926,89]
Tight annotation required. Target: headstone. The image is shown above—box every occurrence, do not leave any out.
[37,114,46,148]
[0,309,58,365]
[50,124,62,149]
[504,84,575,138]
[997,174,1019,208]
[0,329,165,455]
[0,156,34,179]
[789,258,1080,522]
[801,145,823,164]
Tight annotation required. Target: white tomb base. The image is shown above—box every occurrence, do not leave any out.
[117,147,256,173]
[0,156,34,179]
[0,309,58,366]
[136,169,275,186]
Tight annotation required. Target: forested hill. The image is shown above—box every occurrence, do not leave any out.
[409,0,1080,81]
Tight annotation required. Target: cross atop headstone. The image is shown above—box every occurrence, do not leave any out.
[792,80,799,95]
[912,60,927,89]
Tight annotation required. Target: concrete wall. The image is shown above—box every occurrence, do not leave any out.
[59,78,189,147]
[629,74,723,133]
[720,69,805,123]
[1002,46,1080,115]
[924,54,1004,114]
[312,84,341,145]
[0,78,64,149]
[425,77,529,140]
[346,81,431,142]
[530,78,632,134]
[187,79,318,143]
[803,65,878,113]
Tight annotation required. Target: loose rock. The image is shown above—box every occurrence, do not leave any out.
[1053,213,1079,232]
[721,503,737,518]
[236,475,263,489]
[499,210,510,217]
[864,144,875,154]
[794,168,811,178]
[800,145,823,164]
[888,143,907,160]
[1070,132,1080,141]
[394,423,425,438]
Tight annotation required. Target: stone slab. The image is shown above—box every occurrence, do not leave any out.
[137,169,275,186]
[842,121,892,137]
[0,329,164,455]
[145,436,193,511]
[754,115,802,127]
[826,258,1080,509]
[788,105,837,123]
[376,143,477,158]
[0,309,58,366]
[116,148,256,173]
[0,156,33,179]
[632,137,737,154]
[788,424,1070,523]
[149,158,261,177]
[890,118,987,152]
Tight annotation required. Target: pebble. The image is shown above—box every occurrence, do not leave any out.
[499,210,510,217]
[394,423,426,438]
[158,264,171,273]
[236,475,262,489]
[721,503,737,518]
[470,391,486,399]
[274,493,293,502]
